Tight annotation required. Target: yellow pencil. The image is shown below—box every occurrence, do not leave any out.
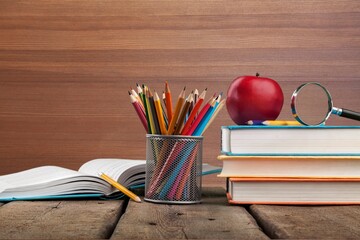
[154,91,167,135]
[100,173,141,203]
[246,120,301,126]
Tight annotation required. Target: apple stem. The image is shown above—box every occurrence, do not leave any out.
[256,73,260,77]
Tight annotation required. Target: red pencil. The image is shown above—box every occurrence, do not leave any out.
[129,92,148,132]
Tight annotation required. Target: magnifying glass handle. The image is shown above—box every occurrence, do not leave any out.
[335,108,360,121]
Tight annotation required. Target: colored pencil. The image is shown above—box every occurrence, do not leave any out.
[183,96,215,136]
[145,88,156,134]
[136,83,144,101]
[154,91,168,135]
[148,88,161,134]
[246,120,301,126]
[131,87,144,110]
[181,88,207,135]
[174,93,193,135]
[167,87,186,135]
[193,88,199,104]
[202,98,226,135]
[142,85,152,133]
[100,173,141,203]
[193,93,222,136]
[165,81,173,123]
[129,91,148,132]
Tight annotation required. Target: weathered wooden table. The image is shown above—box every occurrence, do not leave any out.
[1,187,360,239]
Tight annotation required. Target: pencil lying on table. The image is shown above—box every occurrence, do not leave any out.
[100,173,142,203]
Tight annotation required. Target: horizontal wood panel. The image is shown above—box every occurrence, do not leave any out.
[1,29,359,50]
[0,1,359,186]
[1,1,359,16]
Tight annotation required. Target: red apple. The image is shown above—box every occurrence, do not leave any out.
[226,74,284,125]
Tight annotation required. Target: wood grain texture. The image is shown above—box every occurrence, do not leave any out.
[0,200,125,239]
[249,205,360,239]
[0,1,360,187]
[111,187,268,239]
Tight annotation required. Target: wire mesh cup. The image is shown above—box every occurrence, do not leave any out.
[145,134,203,204]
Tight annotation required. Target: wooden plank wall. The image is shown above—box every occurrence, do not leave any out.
[1,1,359,186]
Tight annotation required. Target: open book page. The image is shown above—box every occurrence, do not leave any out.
[0,166,82,192]
[78,159,146,187]
[0,166,112,199]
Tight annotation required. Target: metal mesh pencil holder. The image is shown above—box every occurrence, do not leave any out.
[145,134,203,204]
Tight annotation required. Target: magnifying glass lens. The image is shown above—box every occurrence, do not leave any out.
[295,84,330,125]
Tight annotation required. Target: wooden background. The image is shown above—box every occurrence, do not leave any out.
[1,1,359,186]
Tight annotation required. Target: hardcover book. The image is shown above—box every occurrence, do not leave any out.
[227,177,360,205]
[221,125,360,156]
[218,155,360,178]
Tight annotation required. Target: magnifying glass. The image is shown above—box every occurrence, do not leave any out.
[291,82,360,126]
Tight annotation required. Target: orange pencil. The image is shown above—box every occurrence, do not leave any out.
[167,87,186,135]
[181,89,207,135]
[165,81,173,123]
[174,93,193,135]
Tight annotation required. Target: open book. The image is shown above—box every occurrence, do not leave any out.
[0,159,221,201]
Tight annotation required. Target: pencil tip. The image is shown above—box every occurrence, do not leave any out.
[183,86,186,90]
[205,88,208,91]
[128,91,131,95]
[134,196,142,203]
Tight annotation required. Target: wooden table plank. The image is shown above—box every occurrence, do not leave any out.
[0,200,125,239]
[250,205,360,239]
[111,187,269,239]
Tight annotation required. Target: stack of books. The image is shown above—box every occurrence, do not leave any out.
[218,125,360,205]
